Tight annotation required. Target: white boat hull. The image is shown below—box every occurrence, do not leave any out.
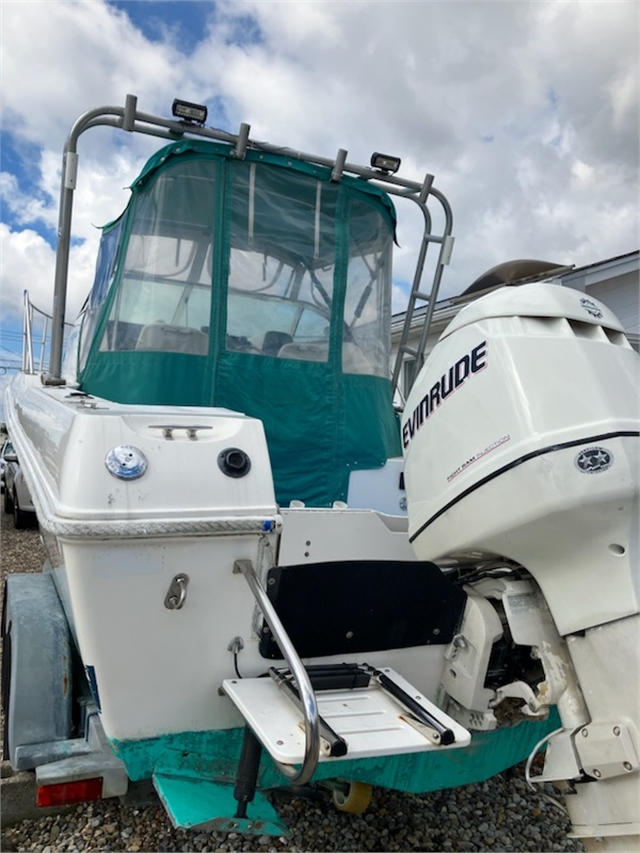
[4,373,447,743]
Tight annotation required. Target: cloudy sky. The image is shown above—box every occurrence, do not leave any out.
[0,0,638,380]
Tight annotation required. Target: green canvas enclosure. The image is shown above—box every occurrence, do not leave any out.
[78,140,401,506]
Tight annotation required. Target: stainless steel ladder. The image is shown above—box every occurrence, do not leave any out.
[390,223,455,402]
[228,559,470,782]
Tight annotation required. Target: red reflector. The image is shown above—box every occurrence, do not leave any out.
[37,777,103,807]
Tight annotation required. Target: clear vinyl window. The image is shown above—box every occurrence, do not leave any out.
[100,159,217,355]
[342,198,393,376]
[225,163,394,375]
[225,163,336,362]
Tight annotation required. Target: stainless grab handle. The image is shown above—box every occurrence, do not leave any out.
[233,559,320,785]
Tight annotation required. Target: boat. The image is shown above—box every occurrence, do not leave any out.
[3,95,638,848]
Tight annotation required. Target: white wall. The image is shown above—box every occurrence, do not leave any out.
[585,276,639,336]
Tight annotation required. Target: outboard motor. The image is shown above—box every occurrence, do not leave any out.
[403,283,639,848]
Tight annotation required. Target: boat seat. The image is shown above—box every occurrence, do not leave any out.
[259,559,467,659]
[235,331,294,356]
[278,341,328,362]
[261,330,293,356]
[135,324,209,355]
[276,340,375,372]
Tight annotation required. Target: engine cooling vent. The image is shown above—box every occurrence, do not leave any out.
[568,319,629,346]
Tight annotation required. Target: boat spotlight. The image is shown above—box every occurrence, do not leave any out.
[370,152,401,174]
[172,99,208,126]
[105,445,148,480]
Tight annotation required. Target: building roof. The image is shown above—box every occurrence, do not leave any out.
[391,249,639,338]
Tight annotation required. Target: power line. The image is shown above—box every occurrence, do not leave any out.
[0,343,21,357]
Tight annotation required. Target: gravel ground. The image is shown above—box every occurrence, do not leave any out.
[0,506,585,853]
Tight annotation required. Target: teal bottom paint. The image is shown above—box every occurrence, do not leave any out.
[112,710,560,822]
[282,712,560,794]
[112,727,246,784]
[153,772,288,836]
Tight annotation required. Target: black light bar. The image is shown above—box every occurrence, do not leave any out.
[172,99,208,126]
[371,152,401,174]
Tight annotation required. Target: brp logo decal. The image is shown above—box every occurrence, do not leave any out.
[580,297,603,319]
[574,446,613,474]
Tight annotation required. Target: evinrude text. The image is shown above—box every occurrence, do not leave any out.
[402,341,488,448]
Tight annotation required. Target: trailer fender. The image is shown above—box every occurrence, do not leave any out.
[2,573,73,770]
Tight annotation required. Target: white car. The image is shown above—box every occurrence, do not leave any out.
[2,440,37,528]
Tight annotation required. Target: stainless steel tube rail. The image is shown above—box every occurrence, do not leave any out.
[390,195,454,397]
[47,93,454,381]
[22,290,34,374]
[233,559,320,786]
[22,290,65,375]
[23,290,71,376]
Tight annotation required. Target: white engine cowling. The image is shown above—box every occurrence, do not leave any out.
[402,283,639,636]
[403,283,640,844]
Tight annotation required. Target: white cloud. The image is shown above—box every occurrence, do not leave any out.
[0,171,56,231]
[1,222,57,320]
[0,0,637,334]
[1,1,189,145]
[196,0,638,290]
[0,222,98,323]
